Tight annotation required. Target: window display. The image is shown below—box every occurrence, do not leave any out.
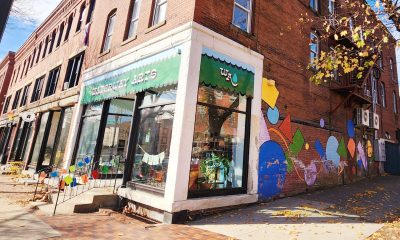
[131,88,176,189]
[189,85,249,196]
[30,112,50,165]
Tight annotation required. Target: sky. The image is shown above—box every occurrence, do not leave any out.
[0,0,61,59]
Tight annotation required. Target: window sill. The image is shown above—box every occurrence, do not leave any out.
[230,24,253,37]
[74,30,82,36]
[127,181,165,195]
[62,85,78,92]
[145,20,166,34]
[121,35,137,46]
[99,49,110,58]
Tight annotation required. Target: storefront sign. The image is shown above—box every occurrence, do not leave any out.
[199,53,254,96]
[82,55,181,104]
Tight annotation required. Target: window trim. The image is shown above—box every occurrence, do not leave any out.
[232,0,252,33]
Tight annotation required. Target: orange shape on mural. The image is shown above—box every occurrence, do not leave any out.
[279,114,293,142]
[347,138,356,158]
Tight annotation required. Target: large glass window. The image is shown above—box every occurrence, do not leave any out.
[30,112,50,165]
[53,108,73,169]
[132,88,176,189]
[41,111,62,166]
[232,0,252,32]
[189,85,249,196]
[75,103,103,162]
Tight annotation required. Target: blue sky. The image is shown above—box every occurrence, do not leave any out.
[0,0,61,60]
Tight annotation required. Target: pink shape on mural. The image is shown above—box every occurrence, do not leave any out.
[357,141,367,170]
[304,162,317,186]
[259,110,270,146]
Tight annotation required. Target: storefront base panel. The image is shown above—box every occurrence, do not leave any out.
[119,186,258,223]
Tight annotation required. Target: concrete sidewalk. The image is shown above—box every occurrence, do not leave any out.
[189,176,400,240]
[0,198,60,240]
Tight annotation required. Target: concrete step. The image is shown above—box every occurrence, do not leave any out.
[30,187,119,215]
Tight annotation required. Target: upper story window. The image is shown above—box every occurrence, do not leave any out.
[86,0,96,23]
[102,11,116,53]
[152,0,167,26]
[30,49,36,68]
[378,51,383,69]
[11,89,21,110]
[380,82,386,108]
[390,57,395,82]
[125,0,141,40]
[20,84,30,107]
[31,76,44,103]
[48,30,56,54]
[25,56,30,75]
[44,66,61,97]
[65,14,73,42]
[232,0,252,32]
[328,0,335,15]
[76,3,86,32]
[393,91,398,114]
[42,37,49,59]
[64,51,85,90]
[36,43,42,63]
[310,0,319,12]
[3,96,11,114]
[21,60,26,79]
[56,23,64,48]
[310,32,320,64]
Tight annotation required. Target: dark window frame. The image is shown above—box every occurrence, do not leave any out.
[3,96,11,114]
[64,14,74,42]
[11,89,22,110]
[20,84,31,107]
[31,76,45,102]
[44,66,61,97]
[56,22,65,48]
[76,3,86,32]
[64,51,85,90]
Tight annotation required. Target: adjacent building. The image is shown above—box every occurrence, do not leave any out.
[0,0,398,223]
[0,0,13,42]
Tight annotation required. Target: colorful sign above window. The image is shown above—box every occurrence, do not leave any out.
[199,51,254,97]
[81,55,181,104]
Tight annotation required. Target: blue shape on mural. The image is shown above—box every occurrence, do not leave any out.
[326,136,340,166]
[315,139,325,158]
[258,141,287,199]
[358,159,363,168]
[347,120,355,138]
[266,107,279,125]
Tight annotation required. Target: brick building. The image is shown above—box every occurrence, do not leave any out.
[0,0,398,223]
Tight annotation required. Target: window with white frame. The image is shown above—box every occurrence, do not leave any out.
[126,0,141,39]
[390,57,395,82]
[232,0,252,32]
[393,91,397,114]
[310,0,318,12]
[152,0,167,26]
[380,82,386,107]
[310,32,319,64]
[102,11,116,53]
[328,0,335,15]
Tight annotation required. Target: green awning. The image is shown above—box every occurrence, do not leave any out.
[82,55,181,104]
[199,54,254,97]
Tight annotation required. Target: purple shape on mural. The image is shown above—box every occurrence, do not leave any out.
[320,118,325,128]
[259,110,270,146]
[347,120,355,138]
[304,162,317,186]
[258,141,287,200]
[357,141,367,170]
[326,136,340,166]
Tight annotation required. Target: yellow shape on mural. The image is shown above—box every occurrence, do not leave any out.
[262,78,279,108]
[366,140,373,158]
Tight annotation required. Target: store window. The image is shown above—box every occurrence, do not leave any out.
[152,0,167,26]
[53,108,73,168]
[125,0,141,39]
[232,0,252,32]
[29,112,50,166]
[75,103,103,162]
[41,111,62,167]
[131,88,176,189]
[102,10,116,53]
[188,85,250,197]
[44,66,61,97]
[64,51,84,89]
[9,121,32,161]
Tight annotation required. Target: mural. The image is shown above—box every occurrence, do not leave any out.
[258,78,374,200]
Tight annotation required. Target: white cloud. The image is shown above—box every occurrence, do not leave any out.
[11,0,62,26]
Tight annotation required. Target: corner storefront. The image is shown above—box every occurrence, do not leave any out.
[79,22,263,223]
